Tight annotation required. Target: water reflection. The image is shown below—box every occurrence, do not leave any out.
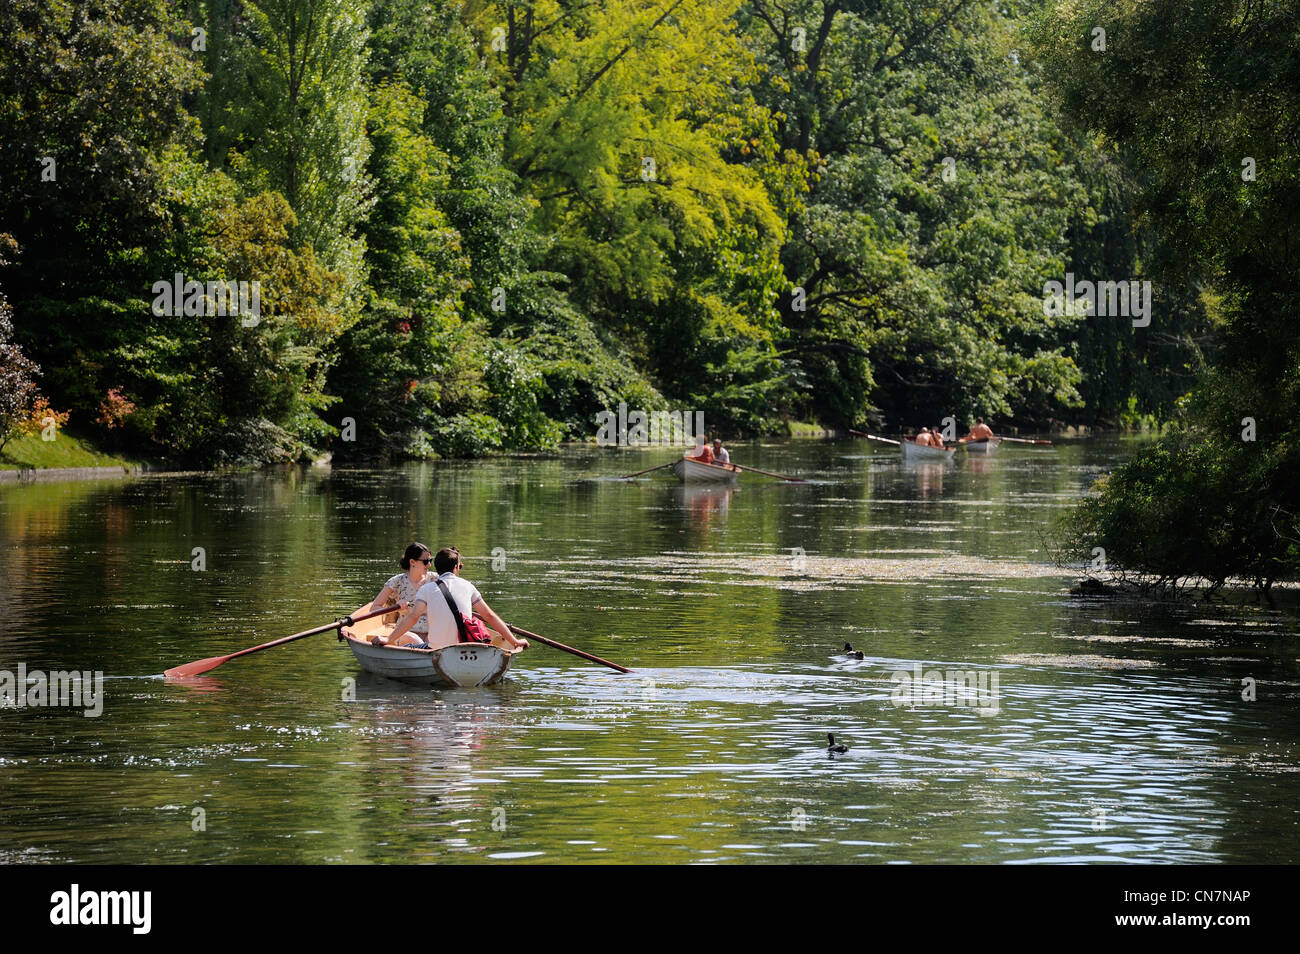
[674,484,734,525]
[905,460,949,498]
[2,435,1298,864]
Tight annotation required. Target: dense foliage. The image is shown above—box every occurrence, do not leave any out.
[0,0,1204,466]
[1042,0,1300,587]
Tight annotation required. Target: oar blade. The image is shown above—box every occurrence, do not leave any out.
[164,655,230,679]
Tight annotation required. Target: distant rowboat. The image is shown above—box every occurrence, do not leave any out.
[901,439,955,462]
[959,437,1001,455]
[672,457,740,483]
[339,613,523,687]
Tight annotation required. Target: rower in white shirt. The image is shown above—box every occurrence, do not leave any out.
[385,546,528,650]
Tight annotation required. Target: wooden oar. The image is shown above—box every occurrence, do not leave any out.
[849,429,901,446]
[731,463,805,482]
[505,623,634,674]
[620,461,675,479]
[998,436,1053,445]
[164,605,395,679]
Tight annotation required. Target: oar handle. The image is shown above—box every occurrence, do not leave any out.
[507,624,633,673]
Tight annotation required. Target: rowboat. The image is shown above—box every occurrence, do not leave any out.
[671,457,740,483]
[339,612,523,687]
[959,437,1001,455]
[901,439,955,462]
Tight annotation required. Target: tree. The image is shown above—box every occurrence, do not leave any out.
[1040,0,1300,588]
[218,0,373,286]
[0,283,42,454]
[739,0,1091,427]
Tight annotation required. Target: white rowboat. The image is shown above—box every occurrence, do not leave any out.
[340,612,523,687]
[671,457,740,483]
[960,437,1001,455]
[901,439,956,462]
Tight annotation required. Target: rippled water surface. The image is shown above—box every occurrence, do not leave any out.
[3,437,1299,863]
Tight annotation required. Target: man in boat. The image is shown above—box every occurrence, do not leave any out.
[710,438,731,466]
[913,427,933,447]
[383,547,529,651]
[963,417,995,442]
[930,425,946,450]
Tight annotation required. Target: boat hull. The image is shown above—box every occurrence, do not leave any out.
[345,636,513,687]
[340,612,521,687]
[901,440,955,462]
[671,458,739,483]
[961,438,1001,455]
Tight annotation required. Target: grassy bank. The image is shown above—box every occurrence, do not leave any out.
[0,433,139,470]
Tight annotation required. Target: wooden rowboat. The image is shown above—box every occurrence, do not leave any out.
[959,437,1001,455]
[339,612,524,687]
[901,439,955,462]
[671,457,740,483]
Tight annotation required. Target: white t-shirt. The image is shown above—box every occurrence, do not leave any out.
[712,446,730,463]
[415,573,483,645]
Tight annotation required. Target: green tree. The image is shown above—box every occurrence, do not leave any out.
[1041,0,1300,588]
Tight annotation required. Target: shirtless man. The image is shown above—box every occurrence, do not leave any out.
[964,417,995,442]
[930,425,946,450]
[914,427,933,447]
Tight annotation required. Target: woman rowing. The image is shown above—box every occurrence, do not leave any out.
[357,542,433,647]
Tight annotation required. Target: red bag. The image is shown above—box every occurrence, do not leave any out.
[436,580,493,643]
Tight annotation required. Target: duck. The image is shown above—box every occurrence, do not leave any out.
[827,733,849,754]
[842,642,864,660]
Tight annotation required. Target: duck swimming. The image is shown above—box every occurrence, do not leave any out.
[827,733,849,754]
[843,642,864,660]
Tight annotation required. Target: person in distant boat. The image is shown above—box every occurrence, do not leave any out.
[710,438,731,466]
[914,427,933,447]
[386,547,529,651]
[355,543,432,647]
[963,417,995,442]
[930,425,946,450]
[685,437,715,464]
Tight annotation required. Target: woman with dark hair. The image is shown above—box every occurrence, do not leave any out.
[355,543,432,647]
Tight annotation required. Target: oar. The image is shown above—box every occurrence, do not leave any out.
[620,461,675,479]
[998,436,1053,445]
[731,463,805,482]
[164,604,395,678]
[505,623,634,674]
[849,429,901,446]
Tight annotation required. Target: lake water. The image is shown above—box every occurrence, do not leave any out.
[2,437,1298,864]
